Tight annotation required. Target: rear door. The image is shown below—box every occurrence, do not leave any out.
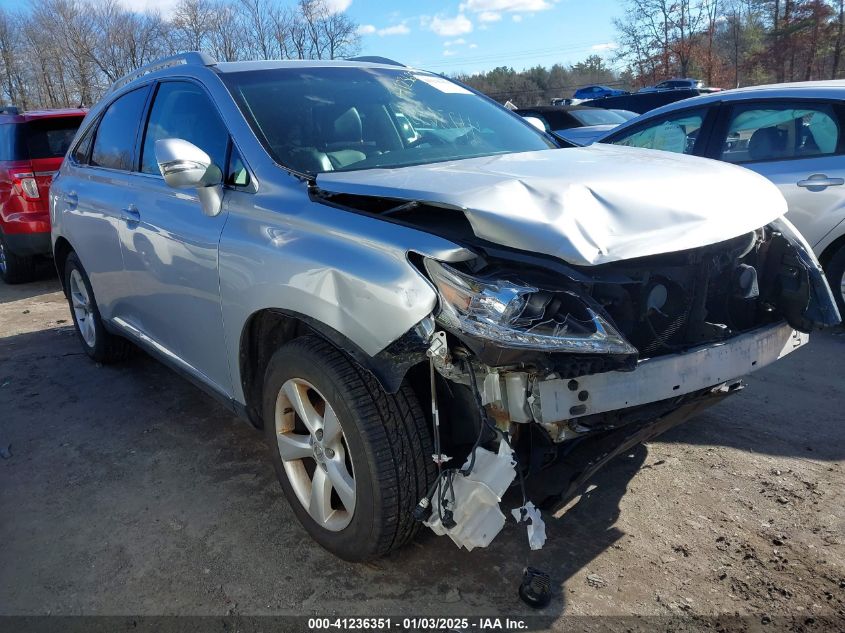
[52,87,150,317]
[117,79,236,395]
[706,99,845,249]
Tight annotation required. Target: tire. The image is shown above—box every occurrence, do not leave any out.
[0,229,35,284]
[63,252,133,363]
[262,335,434,561]
[825,244,845,319]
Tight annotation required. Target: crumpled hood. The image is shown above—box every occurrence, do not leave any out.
[316,143,788,266]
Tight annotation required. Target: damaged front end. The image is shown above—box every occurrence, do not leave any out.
[412,216,838,550]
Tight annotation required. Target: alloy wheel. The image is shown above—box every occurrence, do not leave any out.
[69,269,96,347]
[274,378,356,531]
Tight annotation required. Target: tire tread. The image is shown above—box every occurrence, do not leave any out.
[271,336,434,559]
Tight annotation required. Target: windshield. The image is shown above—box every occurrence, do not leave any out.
[569,109,628,126]
[221,67,554,174]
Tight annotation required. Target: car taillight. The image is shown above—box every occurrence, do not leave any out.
[11,172,39,200]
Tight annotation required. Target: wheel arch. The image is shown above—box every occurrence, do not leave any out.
[53,236,75,292]
[238,308,432,428]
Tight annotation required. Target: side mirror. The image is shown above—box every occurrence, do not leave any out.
[522,116,547,133]
[155,138,223,217]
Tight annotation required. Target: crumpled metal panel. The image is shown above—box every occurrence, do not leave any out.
[317,144,789,266]
[219,185,473,403]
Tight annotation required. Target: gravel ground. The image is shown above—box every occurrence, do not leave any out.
[0,274,843,630]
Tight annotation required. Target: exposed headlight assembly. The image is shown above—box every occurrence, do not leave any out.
[423,259,637,355]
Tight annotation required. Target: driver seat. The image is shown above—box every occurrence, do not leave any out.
[320,106,367,169]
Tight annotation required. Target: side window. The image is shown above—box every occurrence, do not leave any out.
[91,88,148,171]
[719,103,840,164]
[71,120,97,165]
[226,146,250,187]
[141,81,229,175]
[610,108,706,155]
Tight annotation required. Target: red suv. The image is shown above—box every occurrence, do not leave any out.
[0,106,85,283]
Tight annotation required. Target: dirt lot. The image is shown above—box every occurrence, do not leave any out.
[1,274,843,629]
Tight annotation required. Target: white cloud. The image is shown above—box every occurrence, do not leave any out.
[511,14,523,22]
[460,0,552,14]
[378,24,411,36]
[117,0,180,15]
[478,11,502,22]
[360,23,411,36]
[469,43,478,48]
[323,0,353,13]
[590,42,618,52]
[429,14,473,36]
[443,49,458,57]
[445,38,467,47]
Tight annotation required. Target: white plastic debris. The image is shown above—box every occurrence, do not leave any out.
[511,501,547,550]
[424,441,517,550]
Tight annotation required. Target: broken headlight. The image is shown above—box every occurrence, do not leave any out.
[423,259,637,354]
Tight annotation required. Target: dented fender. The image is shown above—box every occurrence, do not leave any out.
[219,186,472,403]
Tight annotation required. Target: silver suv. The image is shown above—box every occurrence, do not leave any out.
[50,53,839,561]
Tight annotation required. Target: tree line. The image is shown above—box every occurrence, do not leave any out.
[615,0,845,90]
[0,0,359,110]
[462,0,845,106]
[456,56,631,107]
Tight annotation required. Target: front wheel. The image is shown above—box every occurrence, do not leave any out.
[263,335,434,561]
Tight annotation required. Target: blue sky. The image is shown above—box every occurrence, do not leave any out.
[346,0,623,74]
[1,0,624,75]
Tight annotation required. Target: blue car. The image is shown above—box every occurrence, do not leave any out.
[573,85,628,100]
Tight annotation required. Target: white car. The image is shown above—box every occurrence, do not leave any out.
[600,79,845,315]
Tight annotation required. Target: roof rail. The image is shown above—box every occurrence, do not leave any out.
[109,51,217,94]
[0,106,20,115]
[345,55,405,67]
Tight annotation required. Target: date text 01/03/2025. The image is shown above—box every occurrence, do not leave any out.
[307,617,531,630]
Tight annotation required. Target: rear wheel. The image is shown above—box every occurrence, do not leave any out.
[263,335,434,561]
[64,252,132,363]
[0,229,35,284]
[825,244,845,319]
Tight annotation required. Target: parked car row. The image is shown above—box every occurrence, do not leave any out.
[3,55,840,563]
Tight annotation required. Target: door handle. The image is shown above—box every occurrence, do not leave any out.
[63,192,78,208]
[120,205,141,224]
[797,174,845,189]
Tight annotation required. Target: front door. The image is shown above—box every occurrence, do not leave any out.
[117,80,234,396]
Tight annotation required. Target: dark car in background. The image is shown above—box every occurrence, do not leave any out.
[572,84,628,100]
[638,78,721,93]
[0,106,85,283]
[580,88,706,115]
[514,105,636,145]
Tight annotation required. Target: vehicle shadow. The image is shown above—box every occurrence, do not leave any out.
[654,329,845,463]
